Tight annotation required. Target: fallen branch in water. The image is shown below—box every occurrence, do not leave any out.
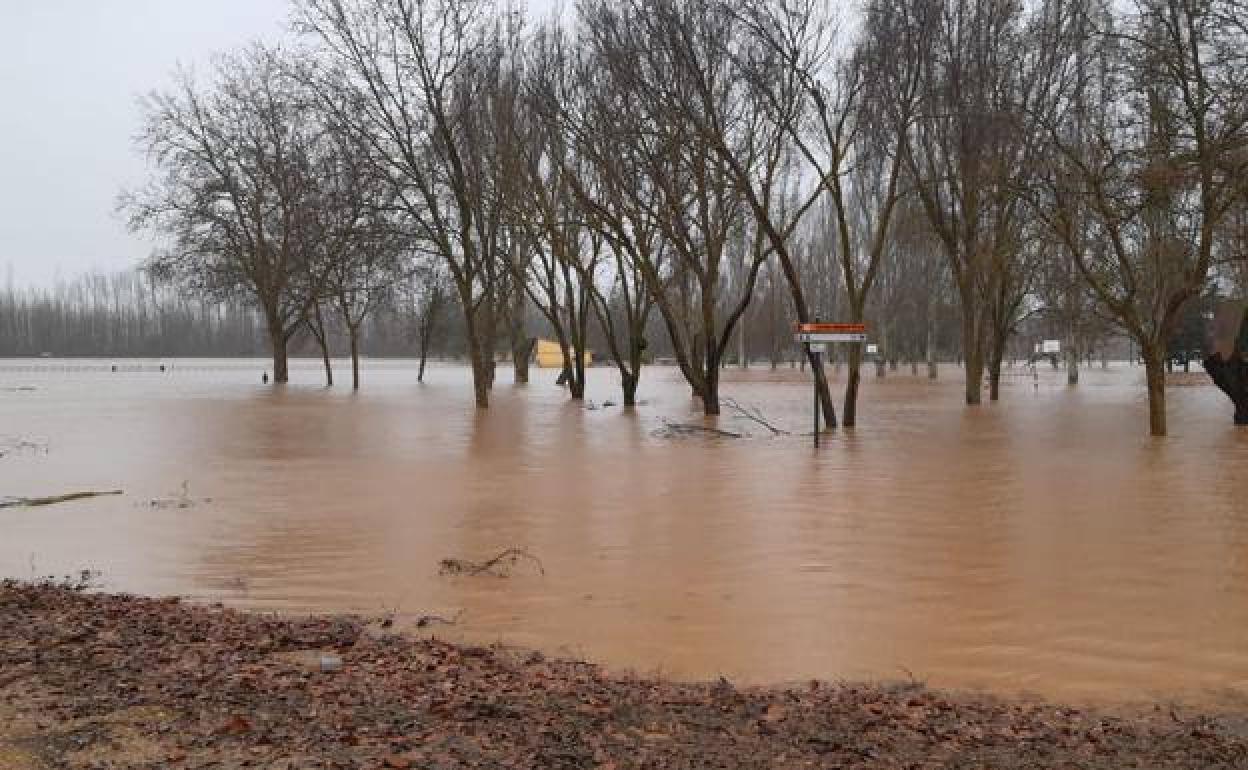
[0,490,122,509]
[416,609,465,628]
[654,419,744,439]
[722,398,790,436]
[439,547,546,577]
[147,480,213,510]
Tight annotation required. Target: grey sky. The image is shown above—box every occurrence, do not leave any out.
[0,1,292,288]
[0,1,563,289]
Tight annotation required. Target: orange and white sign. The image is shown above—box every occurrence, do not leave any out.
[795,322,867,343]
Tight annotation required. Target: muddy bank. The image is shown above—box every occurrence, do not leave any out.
[2,581,1245,769]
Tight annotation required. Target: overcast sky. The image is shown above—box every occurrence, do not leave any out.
[0,1,294,288]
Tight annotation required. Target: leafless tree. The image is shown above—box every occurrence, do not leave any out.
[503,23,600,399]
[298,0,512,407]
[574,0,768,416]
[741,0,927,423]
[122,45,330,383]
[1036,0,1248,434]
[889,0,1041,405]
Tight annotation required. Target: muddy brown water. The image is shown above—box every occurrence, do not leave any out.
[2,358,1246,707]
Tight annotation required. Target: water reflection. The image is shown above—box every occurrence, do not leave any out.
[1,359,1246,705]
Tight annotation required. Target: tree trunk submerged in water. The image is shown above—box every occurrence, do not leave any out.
[268,327,290,385]
[810,349,837,430]
[349,327,361,390]
[702,354,721,415]
[1204,353,1248,425]
[1143,346,1167,437]
[512,337,535,385]
[987,331,1007,402]
[320,342,333,387]
[621,371,639,407]
[466,328,491,408]
[843,342,862,427]
[962,314,985,405]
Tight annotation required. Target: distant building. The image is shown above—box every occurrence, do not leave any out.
[534,338,592,369]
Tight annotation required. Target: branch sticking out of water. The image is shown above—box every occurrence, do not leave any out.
[0,490,123,509]
[439,548,546,578]
[147,480,213,510]
[654,419,744,439]
[415,609,464,628]
[721,398,790,436]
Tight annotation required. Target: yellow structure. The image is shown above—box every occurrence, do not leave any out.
[534,338,592,369]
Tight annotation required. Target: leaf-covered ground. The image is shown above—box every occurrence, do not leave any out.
[2,580,1246,768]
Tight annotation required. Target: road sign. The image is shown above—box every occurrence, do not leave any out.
[794,322,867,344]
[792,322,868,448]
[1042,339,1061,354]
[797,332,866,342]
[798,321,868,331]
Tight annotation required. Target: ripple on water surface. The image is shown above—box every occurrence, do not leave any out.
[1,358,1246,706]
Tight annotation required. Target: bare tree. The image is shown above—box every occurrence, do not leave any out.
[741,0,927,424]
[544,24,665,406]
[890,0,1041,405]
[575,0,766,416]
[298,0,512,407]
[122,45,336,384]
[1037,0,1248,434]
[400,260,449,383]
[627,0,837,425]
[501,23,600,399]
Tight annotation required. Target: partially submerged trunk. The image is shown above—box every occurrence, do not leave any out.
[812,350,837,430]
[843,342,863,428]
[509,288,532,384]
[962,314,985,405]
[1142,345,1167,437]
[987,333,1007,402]
[621,371,639,406]
[349,326,361,390]
[416,294,440,384]
[926,326,938,379]
[1204,353,1248,426]
[319,341,333,387]
[465,318,490,409]
[512,336,535,385]
[307,302,334,387]
[702,351,721,415]
[559,350,586,400]
[267,323,291,385]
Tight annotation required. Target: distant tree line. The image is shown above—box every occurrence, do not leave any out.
[0,268,448,362]
[0,271,261,358]
[112,0,1248,434]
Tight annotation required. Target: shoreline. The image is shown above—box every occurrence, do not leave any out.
[3,581,1246,768]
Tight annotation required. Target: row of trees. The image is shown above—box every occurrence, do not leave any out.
[0,259,1018,371]
[0,271,261,358]
[122,0,1248,434]
[0,269,449,361]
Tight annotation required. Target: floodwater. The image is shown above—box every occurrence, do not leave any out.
[2,358,1247,707]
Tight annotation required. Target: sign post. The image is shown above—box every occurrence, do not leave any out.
[794,322,868,448]
[812,347,821,446]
